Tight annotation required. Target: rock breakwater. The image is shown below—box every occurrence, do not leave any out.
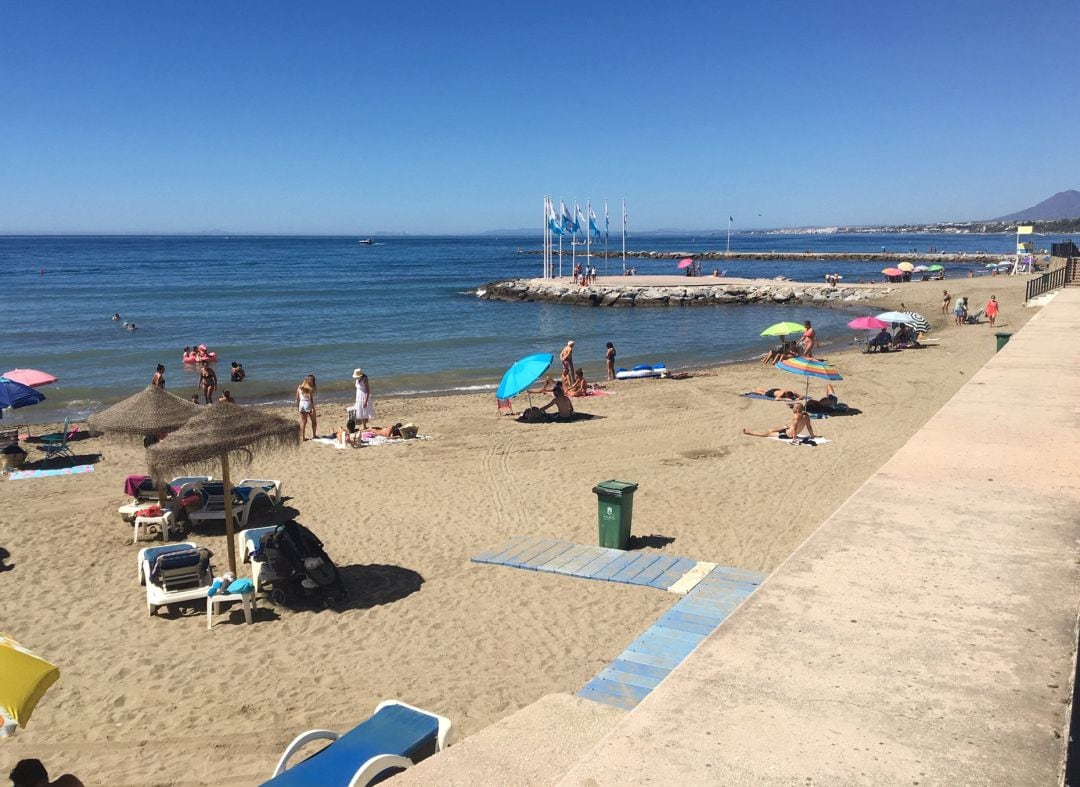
[478,279,892,307]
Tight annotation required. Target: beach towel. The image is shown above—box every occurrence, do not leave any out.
[6,465,95,480]
[312,437,354,450]
[741,392,789,401]
[770,435,831,446]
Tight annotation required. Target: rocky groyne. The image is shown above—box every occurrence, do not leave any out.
[478,279,892,307]
[518,249,1006,264]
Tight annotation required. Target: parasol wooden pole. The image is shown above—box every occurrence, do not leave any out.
[221,452,238,576]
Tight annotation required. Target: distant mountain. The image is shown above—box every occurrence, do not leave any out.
[993,190,1080,221]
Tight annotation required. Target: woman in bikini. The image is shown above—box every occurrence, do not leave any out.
[199,363,217,404]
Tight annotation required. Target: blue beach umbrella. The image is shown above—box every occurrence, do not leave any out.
[496,353,553,401]
[0,377,46,417]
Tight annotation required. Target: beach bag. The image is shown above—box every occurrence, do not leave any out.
[519,407,548,423]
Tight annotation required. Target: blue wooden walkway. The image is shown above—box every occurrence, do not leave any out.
[578,565,766,709]
[471,537,767,711]
[471,536,700,591]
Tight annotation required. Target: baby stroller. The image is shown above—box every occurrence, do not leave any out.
[254,520,347,608]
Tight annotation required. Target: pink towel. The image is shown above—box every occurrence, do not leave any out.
[125,474,151,497]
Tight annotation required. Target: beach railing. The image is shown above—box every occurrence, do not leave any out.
[1025,264,1067,301]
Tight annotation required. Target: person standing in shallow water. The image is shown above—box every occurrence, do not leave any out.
[151,364,165,388]
[199,363,216,404]
[801,321,816,358]
[560,340,575,387]
[605,342,616,380]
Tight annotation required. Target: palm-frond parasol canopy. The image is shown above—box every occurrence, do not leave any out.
[87,385,201,437]
[147,403,297,574]
[87,385,204,505]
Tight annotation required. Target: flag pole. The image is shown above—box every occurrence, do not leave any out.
[543,196,550,279]
[586,199,591,281]
[621,199,627,275]
[604,199,609,277]
[558,200,564,278]
[572,201,578,280]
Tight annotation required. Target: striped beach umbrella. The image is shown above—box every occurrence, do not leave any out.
[776,356,843,399]
[904,312,931,333]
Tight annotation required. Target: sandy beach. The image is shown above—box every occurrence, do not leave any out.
[0,274,1033,786]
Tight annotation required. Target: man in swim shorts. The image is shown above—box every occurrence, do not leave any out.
[743,402,816,444]
[560,340,575,382]
[540,381,575,420]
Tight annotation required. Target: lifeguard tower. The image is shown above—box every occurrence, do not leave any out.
[1015,225,1035,273]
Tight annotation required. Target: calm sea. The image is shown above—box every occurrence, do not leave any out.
[0,232,1023,421]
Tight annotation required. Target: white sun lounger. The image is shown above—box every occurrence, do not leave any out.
[138,542,213,617]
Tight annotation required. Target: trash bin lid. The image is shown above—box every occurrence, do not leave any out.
[592,480,639,496]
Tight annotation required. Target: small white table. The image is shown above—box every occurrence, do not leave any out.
[206,591,256,629]
[133,510,175,544]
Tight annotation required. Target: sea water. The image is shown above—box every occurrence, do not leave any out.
[0,232,1020,420]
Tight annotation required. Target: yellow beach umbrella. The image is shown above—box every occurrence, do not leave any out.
[0,633,59,736]
[761,321,805,337]
[897,262,915,272]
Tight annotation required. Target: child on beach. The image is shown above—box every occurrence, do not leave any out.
[296,376,317,440]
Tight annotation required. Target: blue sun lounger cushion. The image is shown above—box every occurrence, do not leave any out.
[263,701,450,787]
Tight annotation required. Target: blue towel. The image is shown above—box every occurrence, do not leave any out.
[227,578,253,594]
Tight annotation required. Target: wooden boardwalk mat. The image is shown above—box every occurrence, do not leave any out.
[471,536,699,591]
[578,564,766,710]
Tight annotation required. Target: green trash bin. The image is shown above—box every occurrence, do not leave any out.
[592,480,638,550]
[994,332,1013,352]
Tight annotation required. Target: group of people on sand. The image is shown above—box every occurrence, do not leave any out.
[945,289,1000,327]
[295,367,409,446]
[762,321,816,365]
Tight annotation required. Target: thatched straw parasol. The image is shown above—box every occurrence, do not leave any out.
[146,403,297,574]
[87,385,203,505]
[87,385,202,437]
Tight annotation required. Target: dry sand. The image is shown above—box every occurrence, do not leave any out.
[0,275,1031,785]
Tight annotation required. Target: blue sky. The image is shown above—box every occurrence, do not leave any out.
[2,0,1078,234]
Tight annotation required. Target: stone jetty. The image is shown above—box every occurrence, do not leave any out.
[477,276,893,308]
[518,249,1006,264]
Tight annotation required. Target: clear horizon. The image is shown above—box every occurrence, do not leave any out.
[3,1,1078,235]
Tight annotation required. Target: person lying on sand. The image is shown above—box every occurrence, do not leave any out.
[752,387,800,401]
[799,383,843,414]
[743,402,815,444]
[368,423,403,438]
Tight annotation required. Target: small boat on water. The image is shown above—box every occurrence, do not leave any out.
[358,238,374,245]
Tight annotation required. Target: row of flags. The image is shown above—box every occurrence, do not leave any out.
[546,199,609,241]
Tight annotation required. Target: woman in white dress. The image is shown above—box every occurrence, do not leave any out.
[352,368,374,429]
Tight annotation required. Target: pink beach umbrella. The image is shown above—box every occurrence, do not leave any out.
[677,258,694,270]
[3,369,57,387]
[848,316,890,348]
[847,316,889,330]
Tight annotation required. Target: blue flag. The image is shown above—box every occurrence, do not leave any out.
[575,204,586,236]
[604,201,609,242]
[562,202,576,234]
[589,208,601,238]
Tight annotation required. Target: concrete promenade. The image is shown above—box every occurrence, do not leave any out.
[404,288,1080,785]
[557,289,1080,784]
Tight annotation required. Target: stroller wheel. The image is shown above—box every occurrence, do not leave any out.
[270,587,288,606]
